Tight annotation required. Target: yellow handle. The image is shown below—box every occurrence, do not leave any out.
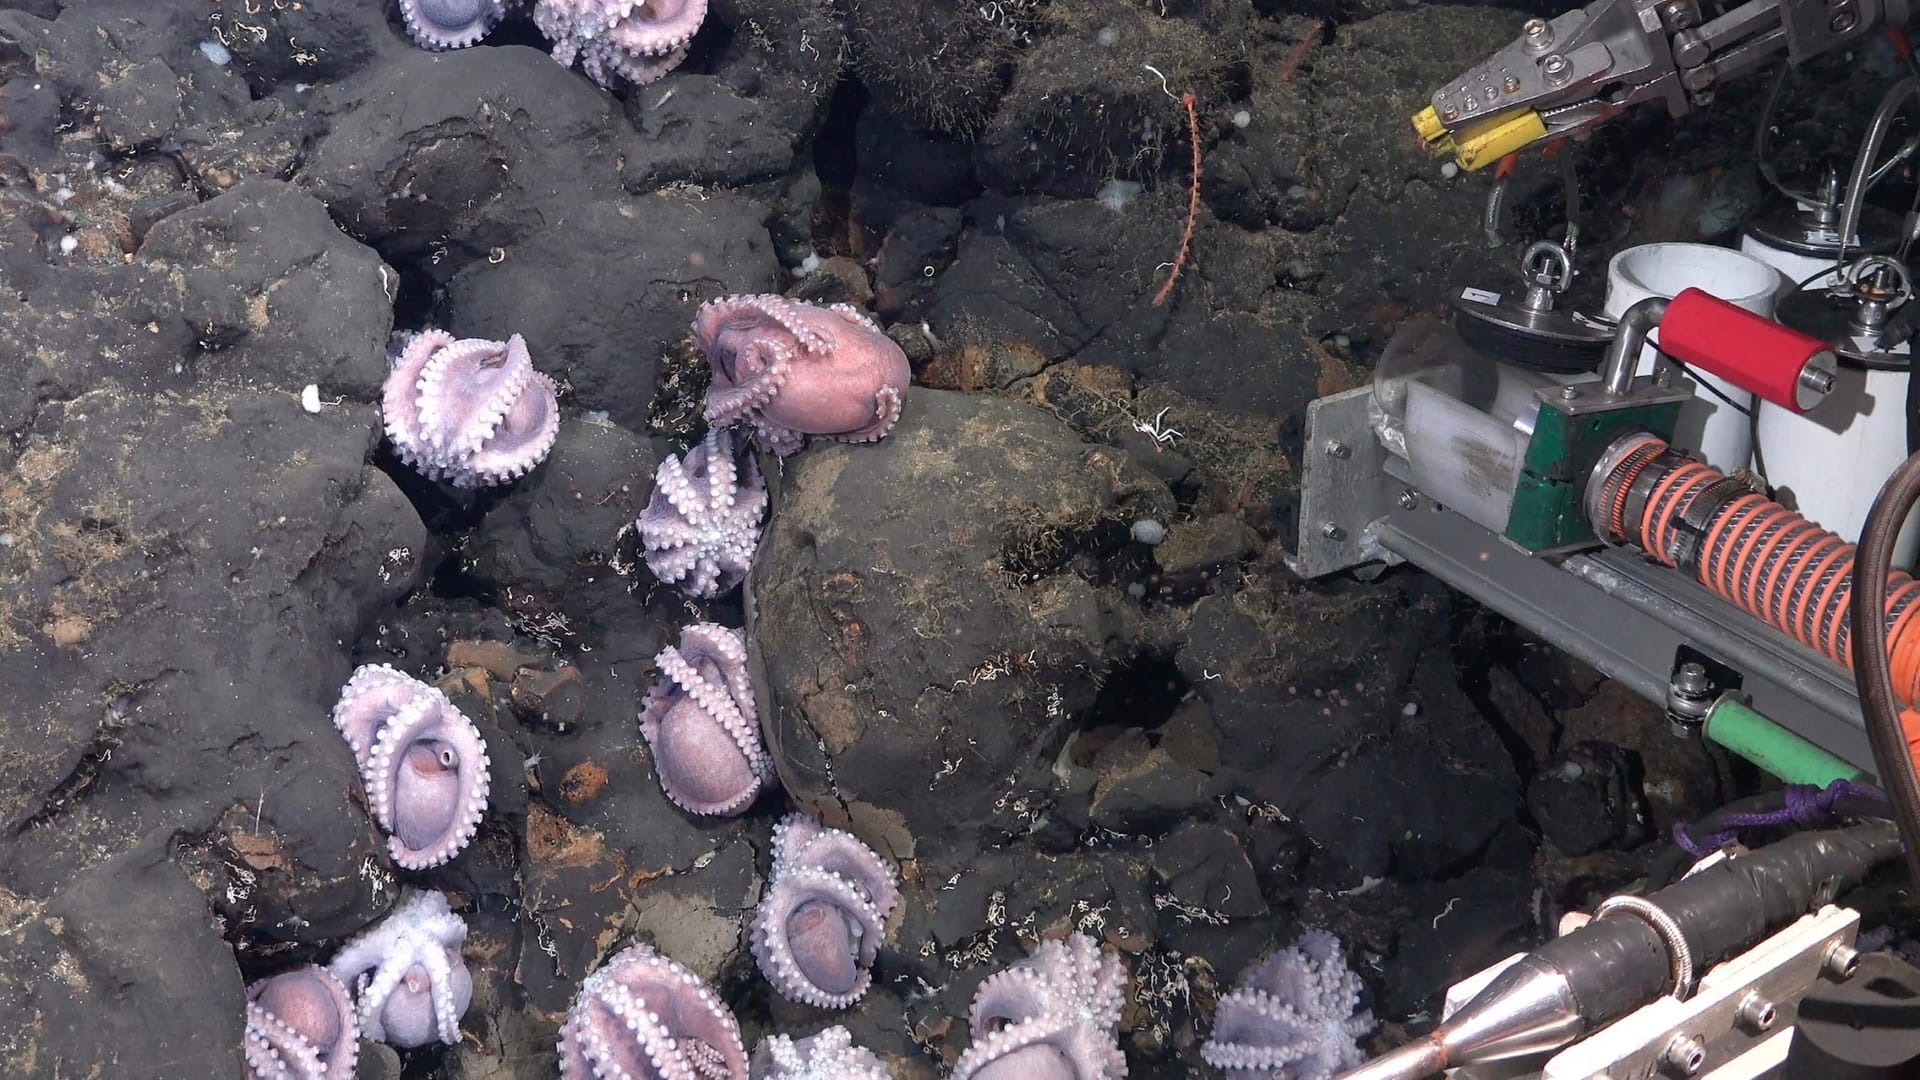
[1409,106,1549,171]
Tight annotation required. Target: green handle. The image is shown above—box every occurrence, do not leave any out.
[1704,698,1865,787]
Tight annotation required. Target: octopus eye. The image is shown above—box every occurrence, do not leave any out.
[405,741,461,775]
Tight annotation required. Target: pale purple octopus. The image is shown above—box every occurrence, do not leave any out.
[749,1027,890,1079]
[750,813,900,1010]
[331,664,492,870]
[1200,930,1375,1080]
[695,295,911,457]
[382,329,560,489]
[638,623,774,817]
[535,0,709,88]
[638,428,767,599]
[330,890,474,1050]
[244,965,359,1080]
[951,933,1129,1080]
[396,0,509,49]
[558,944,749,1080]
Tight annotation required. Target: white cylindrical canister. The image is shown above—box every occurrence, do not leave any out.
[1741,235,1919,568]
[1604,243,1783,472]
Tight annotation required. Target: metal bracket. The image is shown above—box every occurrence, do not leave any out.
[1449,906,1861,1080]
[1287,386,1403,579]
[1374,499,1872,771]
[1541,906,1859,1078]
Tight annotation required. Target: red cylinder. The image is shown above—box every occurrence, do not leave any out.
[1657,287,1835,413]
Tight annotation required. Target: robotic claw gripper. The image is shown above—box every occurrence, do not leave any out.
[1412,0,1913,170]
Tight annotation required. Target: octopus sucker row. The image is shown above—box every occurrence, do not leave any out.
[693,294,911,457]
[951,934,1130,1080]
[531,0,708,87]
[330,891,475,1050]
[1200,930,1375,1079]
[244,966,358,1080]
[557,944,749,1080]
[331,664,491,869]
[750,813,900,1010]
[638,623,772,816]
[381,330,560,489]
[637,428,766,599]
[245,892,477,1078]
[397,0,509,50]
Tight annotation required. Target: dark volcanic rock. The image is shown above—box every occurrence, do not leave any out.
[925,197,1312,418]
[704,0,845,139]
[95,57,182,153]
[974,0,1253,197]
[0,387,426,949]
[465,417,666,639]
[620,75,799,191]
[847,0,1025,137]
[139,178,396,400]
[300,45,626,283]
[1291,647,1525,881]
[749,388,1172,859]
[442,193,781,431]
[1386,869,1538,1016]
[204,0,400,89]
[1214,8,1523,345]
[0,837,244,1079]
[1176,580,1526,882]
[1,175,396,448]
[1527,740,1650,857]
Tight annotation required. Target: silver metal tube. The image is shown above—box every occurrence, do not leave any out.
[1837,76,1920,267]
[1601,296,1668,397]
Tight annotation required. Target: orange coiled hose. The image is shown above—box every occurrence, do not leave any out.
[1593,436,1920,708]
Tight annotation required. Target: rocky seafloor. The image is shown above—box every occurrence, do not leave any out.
[0,0,1900,1077]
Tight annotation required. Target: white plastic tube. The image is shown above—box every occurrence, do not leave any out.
[1604,243,1783,472]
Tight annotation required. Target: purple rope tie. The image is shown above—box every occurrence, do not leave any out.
[1673,779,1886,857]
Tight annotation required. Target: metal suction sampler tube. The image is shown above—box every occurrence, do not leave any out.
[1602,290,1838,409]
[1332,825,1902,1080]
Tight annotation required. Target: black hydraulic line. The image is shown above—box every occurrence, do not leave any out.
[1848,451,1920,897]
[1336,825,1902,1080]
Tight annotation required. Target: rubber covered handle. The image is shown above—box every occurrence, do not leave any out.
[1658,287,1833,413]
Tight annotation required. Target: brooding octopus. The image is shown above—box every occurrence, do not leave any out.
[751,813,900,1010]
[244,965,359,1080]
[558,944,749,1079]
[395,0,508,49]
[638,623,773,817]
[951,933,1129,1080]
[382,329,560,489]
[637,427,767,599]
[1200,929,1374,1079]
[749,1027,890,1079]
[695,294,911,457]
[330,664,492,869]
[535,0,709,87]
[330,890,475,1050]
[391,0,707,86]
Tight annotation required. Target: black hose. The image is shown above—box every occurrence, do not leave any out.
[1545,824,1901,1026]
[1848,450,1920,896]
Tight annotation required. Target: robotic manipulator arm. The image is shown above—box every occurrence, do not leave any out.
[1415,0,1912,170]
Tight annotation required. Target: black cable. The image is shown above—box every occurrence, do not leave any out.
[1756,67,1806,204]
[1848,451,1920,899]
[1663,357,1754,416]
